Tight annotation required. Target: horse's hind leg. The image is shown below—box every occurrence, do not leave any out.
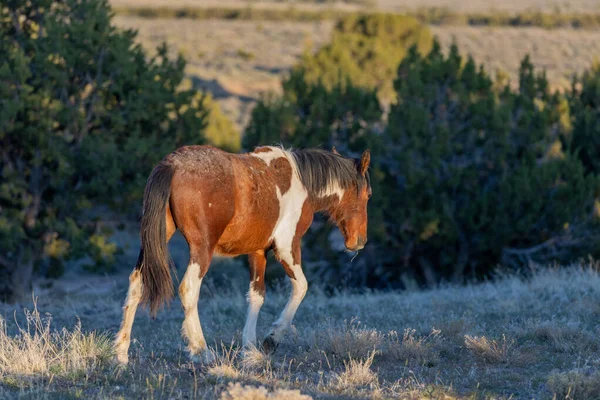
[115,207,176,365]
[179,241,215,364]
[115,268,143,365]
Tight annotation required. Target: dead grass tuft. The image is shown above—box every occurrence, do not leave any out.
[241,345,270,371]
[318,318,383,360]
[220,382,312,400]
[0,303,112,382]
[464,334,517,364]
[333,350,379,390]
[386,328,442,366]
[208,343,242,379]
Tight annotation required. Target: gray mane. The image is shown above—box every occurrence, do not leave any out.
[290,149,368,197]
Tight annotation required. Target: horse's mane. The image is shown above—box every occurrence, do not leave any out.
[289,148,369,197]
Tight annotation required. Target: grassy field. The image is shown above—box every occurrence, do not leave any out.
[1,261,599,398]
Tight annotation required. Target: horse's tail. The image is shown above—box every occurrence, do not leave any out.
[137,161,175,317]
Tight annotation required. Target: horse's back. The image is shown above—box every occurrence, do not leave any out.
[167,146,237,245]
[165,145,288,256]
[215,148,289,255]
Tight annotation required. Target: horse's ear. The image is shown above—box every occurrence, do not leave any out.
[360,149,370,176]
[332,146,340,155]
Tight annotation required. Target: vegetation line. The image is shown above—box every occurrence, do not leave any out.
[114,6,600,29]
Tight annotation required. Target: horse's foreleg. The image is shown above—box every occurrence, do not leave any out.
[115,269,143,365]
[243,250,266,348]
[179,248,214,364]
[263,244,307,353]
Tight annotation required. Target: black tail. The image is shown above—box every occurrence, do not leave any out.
[137,162,175,317]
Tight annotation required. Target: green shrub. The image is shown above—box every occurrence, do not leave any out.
[202,94,241,152]
[0,0,208,301]
[378,43,599,284]
[245,39,600,288]
[569,63,600,176]
[294,13,433,102]
[244,68,382,152]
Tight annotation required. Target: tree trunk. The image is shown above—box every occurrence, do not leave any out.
[0,259,34,303]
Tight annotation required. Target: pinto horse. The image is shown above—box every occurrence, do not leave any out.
[115,145,371,365]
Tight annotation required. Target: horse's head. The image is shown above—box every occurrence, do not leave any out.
[334,149,371,252]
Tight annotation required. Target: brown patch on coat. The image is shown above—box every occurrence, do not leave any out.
[248,250,267,297]
[292,200,314,266]
[253,146,273,153]
[215,154,280,255]
[270,157,292,195]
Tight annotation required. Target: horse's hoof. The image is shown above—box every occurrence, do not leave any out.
[262,335,279,354]
[191,349,215,366]
[115,352,129,366]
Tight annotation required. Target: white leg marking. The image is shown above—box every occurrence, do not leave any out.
[269,259,307,342]
[115,270,142,365]
[179,262,213,363]
[242,287,265,347]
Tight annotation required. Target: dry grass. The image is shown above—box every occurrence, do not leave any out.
[110,0,600,14]
[112,16,333,130]
[221,382,311,400]
[0,302,112,385]
[1,262,599,398]
[547,368,600,399]
[112,16,600,133]
[464,334,516,364]
[333,350,378,388]
[386,328,442,366]
[314,318,384,360]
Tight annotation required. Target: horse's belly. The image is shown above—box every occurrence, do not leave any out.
[215,216,275,256]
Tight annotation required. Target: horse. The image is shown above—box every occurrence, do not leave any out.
[114,145,371,365]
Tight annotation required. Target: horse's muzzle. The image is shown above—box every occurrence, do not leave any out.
[347,237,367,252]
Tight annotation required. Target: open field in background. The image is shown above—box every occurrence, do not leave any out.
[113,16,333,130]
[1,262,599,398]
[431,26,600,90]
[111,0,600,13]
[113,16,600,131]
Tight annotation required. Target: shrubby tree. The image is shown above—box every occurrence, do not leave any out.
[244,68,382,152]
[379,42,599,284]
[0,0,208,301]
[569,63,600,176]
[245,34,600,288]
[294,13,433,102]
[202,94,240,152]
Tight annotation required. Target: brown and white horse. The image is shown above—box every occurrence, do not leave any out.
[115,145,371,365]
